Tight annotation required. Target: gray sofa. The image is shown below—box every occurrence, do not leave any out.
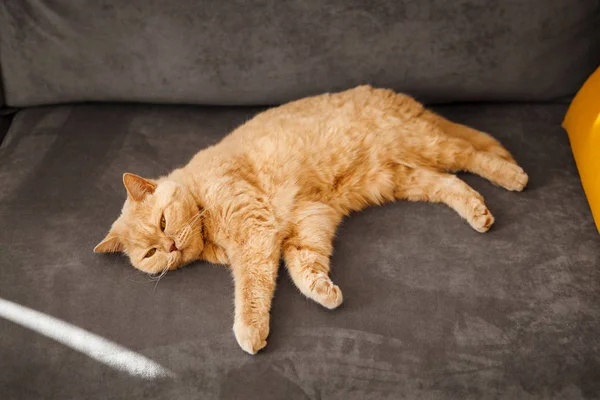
[1,1,600,399]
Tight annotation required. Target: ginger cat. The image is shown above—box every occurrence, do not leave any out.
[94,86,528,354]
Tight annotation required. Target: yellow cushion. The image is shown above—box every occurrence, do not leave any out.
[563,67,600,233]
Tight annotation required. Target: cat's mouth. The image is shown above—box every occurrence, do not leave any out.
[164,250,183,272]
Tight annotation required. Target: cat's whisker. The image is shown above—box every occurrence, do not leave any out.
[182,211,201,230]
[148,259,172,281]
[147,270,166,282]
[178,226,204,248]
[150,255,177,293]
[176,212,201,243]
[186,212,204,232]
[182,228,203,240]
[175,209,206,247]
[185,206,208,228]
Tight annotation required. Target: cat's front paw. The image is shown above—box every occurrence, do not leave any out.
[468,201,495,233]
[233,318,269,355]
[308,273,344,310]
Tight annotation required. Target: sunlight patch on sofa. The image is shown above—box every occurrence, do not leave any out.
[0,298,173,379]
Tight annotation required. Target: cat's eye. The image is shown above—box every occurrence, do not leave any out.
[145,248,156,258]
[160,215,166,231]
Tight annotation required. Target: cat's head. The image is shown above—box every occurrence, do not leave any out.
[94,173,204,273]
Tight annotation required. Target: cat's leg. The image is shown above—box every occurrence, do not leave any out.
[223,189,282,354]
[231,250,279,354]
[395,166,494,233]
[408,132,528,192]
[283,202,344,309]
[387,95,528,191]
[466,150,528,191]
[413,112,528,191]
[423,110,516,163]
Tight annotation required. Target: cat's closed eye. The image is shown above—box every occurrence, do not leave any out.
[160,214,166,231]
[145,248,156,258]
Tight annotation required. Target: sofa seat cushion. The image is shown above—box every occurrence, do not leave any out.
[1,103,599,399]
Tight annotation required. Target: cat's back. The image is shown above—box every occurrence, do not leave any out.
[230,85,408,141]
[224,85,411,161]
[188,86,419,207]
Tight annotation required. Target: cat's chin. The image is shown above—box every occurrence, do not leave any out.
[172,244,203,270]
[168,259,181,270]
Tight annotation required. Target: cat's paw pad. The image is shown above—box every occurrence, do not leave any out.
[500,163,528,192]
[468,202,495,233]
[308,273,343,310]
[233,319,269,355]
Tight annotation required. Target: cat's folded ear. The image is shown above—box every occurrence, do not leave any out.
[93,232,123,253]
[123,173,157,202]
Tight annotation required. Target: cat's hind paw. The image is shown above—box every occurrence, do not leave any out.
[485,159,528,192]
[500,163,528,192]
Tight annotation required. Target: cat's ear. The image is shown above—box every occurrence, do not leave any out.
[123,173,157,202]
[93,232,123,253]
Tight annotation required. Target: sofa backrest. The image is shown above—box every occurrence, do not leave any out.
[1,0,599,107]
[0,63,4,107]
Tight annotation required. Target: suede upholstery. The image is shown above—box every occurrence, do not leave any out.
[1,104,600,399]
[0,0,599,107]
[0,61,4,107]
[1,0,600,398]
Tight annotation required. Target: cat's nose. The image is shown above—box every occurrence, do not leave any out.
[168,240,178,253]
